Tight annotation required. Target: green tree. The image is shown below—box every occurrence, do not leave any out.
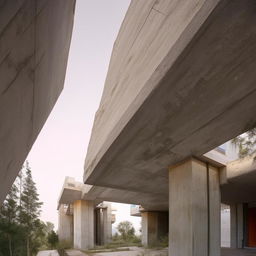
[19,162,43,256]
[232,128,256,158]
[117,221,135,241]
[47,230,59,249]
[0,184,19,256]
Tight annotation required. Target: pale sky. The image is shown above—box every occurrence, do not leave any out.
[27,0,141,233]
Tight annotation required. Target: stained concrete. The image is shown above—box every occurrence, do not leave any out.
[83,0,256,199]
[0,0,75,203]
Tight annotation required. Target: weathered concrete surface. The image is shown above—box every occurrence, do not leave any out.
[83,0,256,198]
[169,158,220,256]
[0,0,75,203]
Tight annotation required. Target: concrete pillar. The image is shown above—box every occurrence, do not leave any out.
[102,203,112,245]
[73,200,94,250]
[169,158,220,256]
[230,204,244,248]
[58,204,73,244]
[95,208,103,245]
[141,211,168,246]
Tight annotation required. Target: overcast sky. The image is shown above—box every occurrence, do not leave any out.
[27,0,141,232]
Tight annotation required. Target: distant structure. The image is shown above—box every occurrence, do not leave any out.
[57,177,115,250]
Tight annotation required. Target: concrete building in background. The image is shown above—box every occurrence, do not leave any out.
[0,0,76,203]
[82,0,256,255]
[57,177,115,250]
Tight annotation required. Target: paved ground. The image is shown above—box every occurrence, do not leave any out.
[39,247,256,256]
[37,251,59,256]
[66,250,87,256]
[66,247,167,256]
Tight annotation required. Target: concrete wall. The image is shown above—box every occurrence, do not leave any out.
[0,0,75,203]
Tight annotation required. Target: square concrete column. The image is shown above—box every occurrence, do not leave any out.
[141,211,168,246]
[73,200,94,250]
[58,204,73,244]
[169,158,220,256]
[102,203,112,245]
[230,204,244,248]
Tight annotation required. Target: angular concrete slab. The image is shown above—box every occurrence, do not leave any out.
[0,0,75,203]
[83,0,256,197]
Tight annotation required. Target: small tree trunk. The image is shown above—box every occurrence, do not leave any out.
[8,234,13,256]
[26,237,30,256]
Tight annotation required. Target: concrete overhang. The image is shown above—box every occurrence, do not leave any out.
[221,154,256,204]
[57,177,168,211]
[0,0,76,203]
[83,0,256,196]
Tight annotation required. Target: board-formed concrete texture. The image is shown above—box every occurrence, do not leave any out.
[0,0,76,203]
[83,0,256,196]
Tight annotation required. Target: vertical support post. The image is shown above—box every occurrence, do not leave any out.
[230,203,244,248]
[102,203,112,245]
[169,158,220,256]
[58,204,73,245]
[141,211,168,246]
[73,200,94,250]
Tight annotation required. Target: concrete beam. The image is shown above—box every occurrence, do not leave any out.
[169,158,220,256]
[0,0,75,203]
[83,0,256,198]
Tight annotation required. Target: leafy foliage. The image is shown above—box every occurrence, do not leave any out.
[47,230,59,249]
[117,221,135,241]
[232,128,256,158]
